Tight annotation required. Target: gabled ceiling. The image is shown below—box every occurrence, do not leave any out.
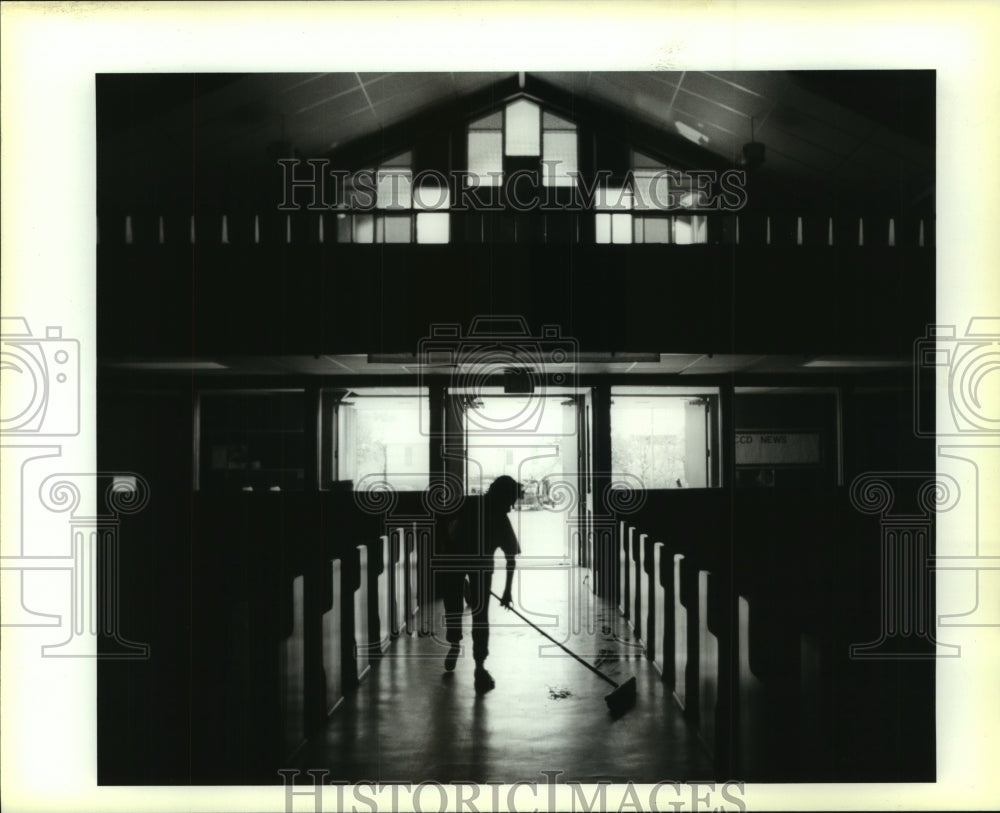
[98,70,933,210]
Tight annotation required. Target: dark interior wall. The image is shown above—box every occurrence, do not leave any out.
[96,242,933,358]
[846,386,934,477]
[97,386,195,783]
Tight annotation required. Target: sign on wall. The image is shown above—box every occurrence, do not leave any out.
[734,431,821,466]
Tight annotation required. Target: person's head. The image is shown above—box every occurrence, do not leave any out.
[486,475,523,513]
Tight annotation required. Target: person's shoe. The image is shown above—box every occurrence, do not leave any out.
[444,644,460,672]
[474,667,495,693]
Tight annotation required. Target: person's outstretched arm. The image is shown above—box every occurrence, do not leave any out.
[500,555,515,608]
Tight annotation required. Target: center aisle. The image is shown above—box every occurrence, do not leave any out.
[302,563,713,784]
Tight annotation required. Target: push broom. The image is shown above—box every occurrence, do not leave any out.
[490,591,638,715]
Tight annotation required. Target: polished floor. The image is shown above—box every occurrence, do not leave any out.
[301,512,713,784]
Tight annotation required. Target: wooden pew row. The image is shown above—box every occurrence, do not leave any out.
[190,493,431,782]
[613,488,934,781]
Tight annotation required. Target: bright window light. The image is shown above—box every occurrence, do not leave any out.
[413,182,450,211]
[416,212,449,243]
[595,213,611,243]
[542,131,577,187]
[611,395,712,488]
[633,170,676,211]
[612,213,633,244]
[505,99,541,156]
[468,131,502,186]
[353,214,374,243]
[596,187,633,211]
[377,169,411,209]
[673,215,708,245]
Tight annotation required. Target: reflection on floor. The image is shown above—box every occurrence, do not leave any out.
[301,560,713,784]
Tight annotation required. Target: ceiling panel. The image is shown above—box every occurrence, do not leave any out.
[357,72,390,85]
[98,70,933,208]
[702,71,784,102]
[767,136,854,175]
[673,93,751,138]
[763,111,862,159]
[294,81,367,115]
[365,72,445,106]
[281,73,361,113]
[779,80,875,140]
[865,127,932,169]
[678,74,771,121]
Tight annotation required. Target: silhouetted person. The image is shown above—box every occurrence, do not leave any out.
[440,475,522,692]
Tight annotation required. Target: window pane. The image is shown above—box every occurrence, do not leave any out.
[674,215,707,245]
[413,182,450,211]
[336,213,352,243]
[377,169,411,209]
[612,213,633,244]
[469,111,503,130]
[596,187,632,211]
[543,111,576,130]
[611,395,711,489]
[633,150,666,170]
[353,214,374,243]
[633,170,674,211]
[382,151,412,167]
[346,172,374,209]
[505,99,540,156]
[595,213,611,243]
[542,131,577,187]
[338,393,430,492]
[641,217,671,243]
[468,131,502,186]
[677,189,711,208]
[382,215,411,243]
[416,212,449,243]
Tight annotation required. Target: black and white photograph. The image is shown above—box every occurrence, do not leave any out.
[2,3,998,812]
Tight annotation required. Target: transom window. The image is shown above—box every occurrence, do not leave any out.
[336,152,450,244]
[331,99,710,246]
[467,99,578,189]
[595,151,709,245]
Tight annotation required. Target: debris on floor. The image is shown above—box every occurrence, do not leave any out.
[594,648,620,668]
[548,686,572,700]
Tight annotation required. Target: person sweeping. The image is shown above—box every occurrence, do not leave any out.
[440,475,522,692]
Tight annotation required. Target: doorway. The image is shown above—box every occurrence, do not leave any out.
[448,389,591,562]
[444,387,594,633]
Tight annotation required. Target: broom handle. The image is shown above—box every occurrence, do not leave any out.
[490,591,618,688]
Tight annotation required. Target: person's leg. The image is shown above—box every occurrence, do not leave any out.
[439,570,463,670]
[468,570,495,690]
